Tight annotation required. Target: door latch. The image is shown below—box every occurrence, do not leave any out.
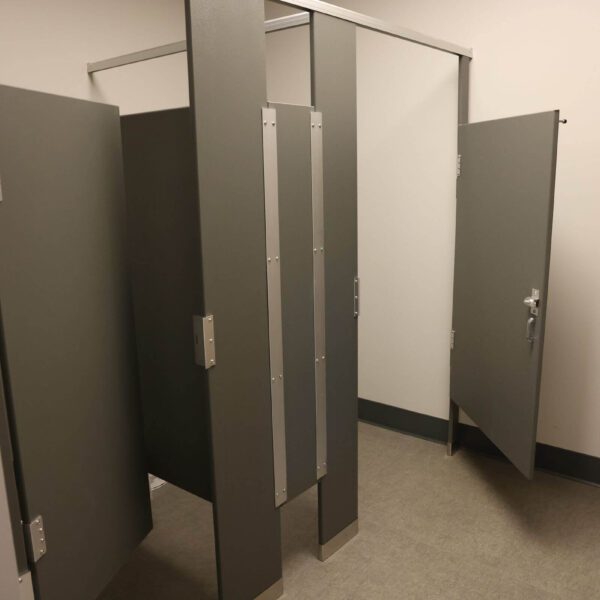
[523,288,540,316]
[523,288,540,343]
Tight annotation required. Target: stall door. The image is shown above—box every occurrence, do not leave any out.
[0,85,152,600]
[451,110,560,478]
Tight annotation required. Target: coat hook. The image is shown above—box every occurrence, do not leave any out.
[559,119,567,124]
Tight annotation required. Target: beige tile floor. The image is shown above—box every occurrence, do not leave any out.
[100,422,600,599]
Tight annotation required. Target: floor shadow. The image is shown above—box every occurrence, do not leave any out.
[99,544,217,600]
[456,446,600,544]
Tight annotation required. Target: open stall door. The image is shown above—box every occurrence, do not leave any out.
[451,110,560,478]
[0,85,152,600]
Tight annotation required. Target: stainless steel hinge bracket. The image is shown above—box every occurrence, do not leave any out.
[456,154,462,176]
[450,329,455,350]
[24,515,47,563]
[353,276,360,318]
[193,315,216,369]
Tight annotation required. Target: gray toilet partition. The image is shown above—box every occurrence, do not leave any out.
[121,4,360,598]
[0,85,153,600]
[0,2,474,600]
[2,1,561,598]
[101,1,472,599]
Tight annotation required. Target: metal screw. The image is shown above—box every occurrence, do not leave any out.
[267,257,272,263]
[322,356,325,360]
[210,359,215,364]
[312,123,315,128]
[208,317,212,322]
[272,377,275,382]
[318,123,322,128]
[18,578,22,583]
[283,488,286,493]
[275,256,279,261]
[263,120,267,126]
[316,358,320,363]
[272,122,275,126]
[279,374,283,379]
[313,248,317,253]
[317,465,320,470]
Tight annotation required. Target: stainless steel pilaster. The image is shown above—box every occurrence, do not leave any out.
[262,107,288,506]
[311,111,327,478]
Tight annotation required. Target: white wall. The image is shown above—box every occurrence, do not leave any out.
[356,30,458,422]
[265,25,311,106]
[0,0,188,115]
[0,0,308,114]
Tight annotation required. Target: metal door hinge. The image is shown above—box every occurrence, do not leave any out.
[456,154,462,176]
[193,315,216,369]
[353,277,360,318]
[24,515,47,563]
[450,329,455,350]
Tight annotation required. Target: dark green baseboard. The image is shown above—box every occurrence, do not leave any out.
[358,398,600,486]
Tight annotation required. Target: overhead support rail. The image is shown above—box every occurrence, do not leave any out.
[265,10,311,33]
[88,41,186,74]
[279,0,472,57]
[87,12,310,74]
[87,2,471,74]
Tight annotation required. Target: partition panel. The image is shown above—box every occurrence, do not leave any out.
[121,108,211,501]
[0,85,151,600]
[311,13,359,548]
[185,1,282,598]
